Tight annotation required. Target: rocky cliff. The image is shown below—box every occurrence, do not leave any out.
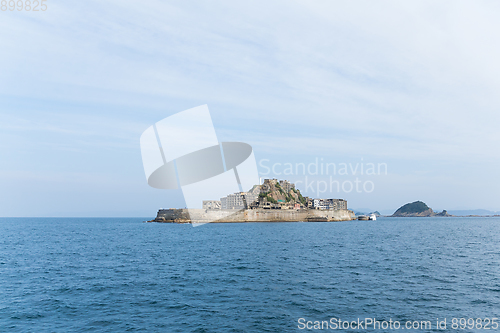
[257,179,307,206]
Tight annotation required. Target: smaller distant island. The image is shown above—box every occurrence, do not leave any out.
[391,201,452,217]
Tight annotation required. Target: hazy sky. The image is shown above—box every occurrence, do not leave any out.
[1,0,499,216]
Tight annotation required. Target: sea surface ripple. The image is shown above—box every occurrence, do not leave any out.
[1,217,499,332]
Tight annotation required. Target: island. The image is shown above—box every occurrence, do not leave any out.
[391,201,451,217]
[150,179,356,223]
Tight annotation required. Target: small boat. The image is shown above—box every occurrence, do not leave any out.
[357,215,369,220]
[369,214,377,221]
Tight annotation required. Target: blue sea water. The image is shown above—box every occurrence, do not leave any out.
[1,217,499,332]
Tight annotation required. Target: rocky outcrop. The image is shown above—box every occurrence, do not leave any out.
[257,179,307,207]
[435,210,452,217]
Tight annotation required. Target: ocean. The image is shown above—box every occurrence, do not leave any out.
[1,217,499,332]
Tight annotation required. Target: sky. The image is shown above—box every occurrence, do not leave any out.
[1,0,500,217]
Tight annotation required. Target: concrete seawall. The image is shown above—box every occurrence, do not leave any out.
[151,208,356,223]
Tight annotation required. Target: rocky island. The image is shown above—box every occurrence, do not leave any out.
[392,201,452,217]
[150,179,356,223]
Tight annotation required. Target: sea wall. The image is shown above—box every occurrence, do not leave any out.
[152,208,355,223]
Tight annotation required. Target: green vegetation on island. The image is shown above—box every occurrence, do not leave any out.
[392,201,451,217]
